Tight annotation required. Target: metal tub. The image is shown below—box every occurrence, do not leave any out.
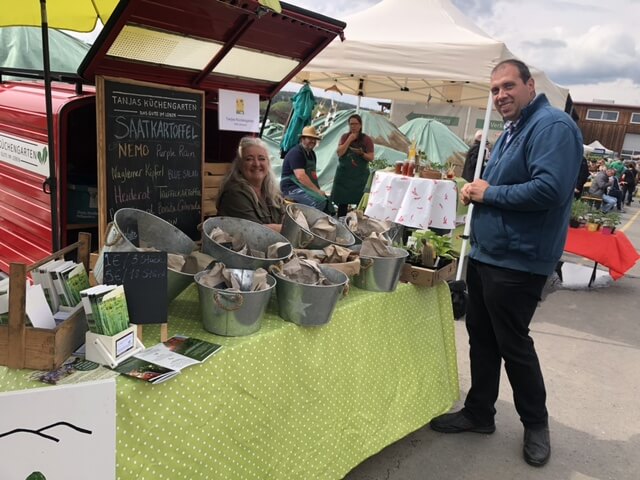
[201,217,292,270]
[195,271,276,336]
[93,208,196,302]
[281,203,355,249]
[351,245,409,292]
[273,265,348,326]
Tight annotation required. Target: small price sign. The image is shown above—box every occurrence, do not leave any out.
[103,251,168,325]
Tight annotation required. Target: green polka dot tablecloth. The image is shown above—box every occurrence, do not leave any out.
[0,282,459,480]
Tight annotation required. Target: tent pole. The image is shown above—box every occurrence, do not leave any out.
[455,90,494,281]
[40,0,60,251]
[463,106,472,140]
[259,97,272,138]
[356,78,364,114]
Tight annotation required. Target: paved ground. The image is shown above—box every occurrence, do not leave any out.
[345,199,640,480]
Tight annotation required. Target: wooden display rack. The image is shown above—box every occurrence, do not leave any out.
[0,233,91,370]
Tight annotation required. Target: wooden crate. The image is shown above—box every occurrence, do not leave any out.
[399,259,458,287]
[203,162,231,217]
[0,233,91,370]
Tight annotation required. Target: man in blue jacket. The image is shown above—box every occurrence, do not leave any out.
[430,59,583,467]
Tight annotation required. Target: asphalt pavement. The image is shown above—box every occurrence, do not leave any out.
[345,198,640,480]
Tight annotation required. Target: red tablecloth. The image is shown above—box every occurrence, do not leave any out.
[565,228,640,280]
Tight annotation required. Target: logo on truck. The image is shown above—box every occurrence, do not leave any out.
[0,132,49,177]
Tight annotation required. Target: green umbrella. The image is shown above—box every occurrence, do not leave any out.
[280,82,316,156]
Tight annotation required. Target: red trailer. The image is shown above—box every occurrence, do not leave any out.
[0,0,345,273]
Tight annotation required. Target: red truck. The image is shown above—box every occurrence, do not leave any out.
[0,0,344,274]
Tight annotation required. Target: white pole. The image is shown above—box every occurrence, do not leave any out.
[455,91,494,281]
[463,105,472,140]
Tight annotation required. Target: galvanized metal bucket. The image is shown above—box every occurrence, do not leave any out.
[195,271,276,336]
[281,203,355,249]
[272,265,348,326]
[351,245,409,292]
[342,215,405,246]
[93,208,196,302]
[201,217,292,270]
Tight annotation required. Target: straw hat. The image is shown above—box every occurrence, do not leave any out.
[300,125,322,140]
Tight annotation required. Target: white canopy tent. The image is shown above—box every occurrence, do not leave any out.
[295,0,568,110]
[587,140,614,155]
[295,0,571,281]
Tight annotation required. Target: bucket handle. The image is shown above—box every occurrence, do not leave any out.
[103,222,122,247]
[214,291,244,311]
[297,229,315,249]
[268,263,283,276]
[360,257,374,272]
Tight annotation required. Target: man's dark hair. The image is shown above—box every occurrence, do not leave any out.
[492,59,532,83]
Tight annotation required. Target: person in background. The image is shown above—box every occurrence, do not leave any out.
[605,167,624,212]
[620,161,637,206]
[216,136,283,232]
[609,157,625,178]
[574,156,590,199]
[589,167,618,213]
[332,113,375,217]
[461,130,490,182]
[430,59,583,468]
[280,126,332,213]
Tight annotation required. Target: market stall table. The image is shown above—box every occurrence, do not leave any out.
[564,227,640,286]
[0,282,459,480]
[365,171,458,229]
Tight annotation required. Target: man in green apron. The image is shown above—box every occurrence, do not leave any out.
[332,114,374,218]
[280,126,332,212]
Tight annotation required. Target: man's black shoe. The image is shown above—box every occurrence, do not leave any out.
[523,426,551,467]
[429,410,495,434]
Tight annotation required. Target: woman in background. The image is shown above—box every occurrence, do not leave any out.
[216,136,283,232]
[332,114,374,218]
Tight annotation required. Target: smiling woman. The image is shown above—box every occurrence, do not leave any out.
[216,136,284,232]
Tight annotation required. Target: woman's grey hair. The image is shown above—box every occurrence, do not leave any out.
[216,136,283,210]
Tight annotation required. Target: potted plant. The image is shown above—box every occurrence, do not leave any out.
[584,210,603,232]
[418,151,443,179]
[570,199,589,228]
[600,211,621,235]
[406,230,457,269]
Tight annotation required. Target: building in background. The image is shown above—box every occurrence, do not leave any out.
[573,101,640,159]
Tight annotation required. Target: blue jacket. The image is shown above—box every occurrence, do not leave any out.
[470,94,583,276]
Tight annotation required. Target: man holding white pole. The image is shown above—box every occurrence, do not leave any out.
[430,59,583,468]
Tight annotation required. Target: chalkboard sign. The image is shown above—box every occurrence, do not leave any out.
[98,77,204,241]
[103,251,168,325]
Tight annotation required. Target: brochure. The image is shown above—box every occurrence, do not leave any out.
[80,284,129,336]
[114,335,223,384]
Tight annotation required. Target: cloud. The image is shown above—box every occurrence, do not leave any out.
[287,0,640,105]
[520,38,567,49]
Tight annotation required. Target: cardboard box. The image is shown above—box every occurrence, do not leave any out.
[399,259,458,287]
[67,184,98,224]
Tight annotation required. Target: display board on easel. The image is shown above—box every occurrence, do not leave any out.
[96,76,205,247]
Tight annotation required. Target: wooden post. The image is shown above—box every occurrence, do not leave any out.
[7,263,27,369]
[136,324,168,344]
